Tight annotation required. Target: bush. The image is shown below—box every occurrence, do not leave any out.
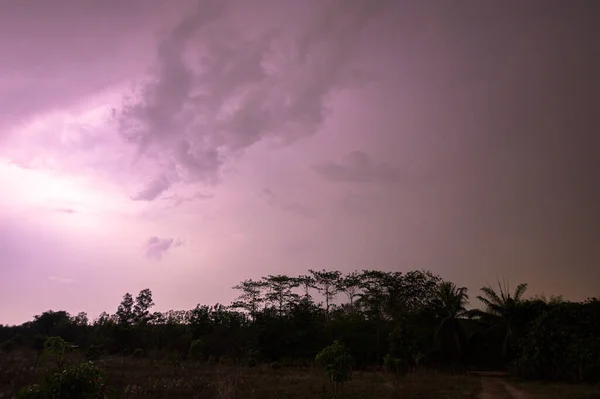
[43,337,69,368]
[18,362,114,399]
[512,300,600,382]
[315,340,352,397]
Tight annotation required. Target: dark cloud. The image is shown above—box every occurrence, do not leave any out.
[313,151,404,183]
[144,236,183,260]
[117,0,390,197]
[259,188,315,219]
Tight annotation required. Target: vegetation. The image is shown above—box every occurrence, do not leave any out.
[315,340,353,396]
[1,268,598,397]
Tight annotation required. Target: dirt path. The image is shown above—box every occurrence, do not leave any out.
[479,377,532,399]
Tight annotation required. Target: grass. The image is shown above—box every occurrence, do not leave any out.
[514,380,600,399]
[0,349,480,398]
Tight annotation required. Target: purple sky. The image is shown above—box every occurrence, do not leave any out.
[1,0,599,325]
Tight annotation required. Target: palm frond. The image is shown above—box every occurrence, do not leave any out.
[479,286,503,307]
[513,283,528,301]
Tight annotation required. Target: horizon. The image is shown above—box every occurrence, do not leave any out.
[1,0,599,327]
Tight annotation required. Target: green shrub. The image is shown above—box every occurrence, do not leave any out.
[18,362,114,399]
[43,337,69,368]
[315,340,352,396]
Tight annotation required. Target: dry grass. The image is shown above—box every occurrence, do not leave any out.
[0,349,479,398]
[513,381,600,399]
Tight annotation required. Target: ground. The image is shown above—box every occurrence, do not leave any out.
[1,350,599,398]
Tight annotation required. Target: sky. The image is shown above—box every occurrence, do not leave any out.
[1,0,599,325]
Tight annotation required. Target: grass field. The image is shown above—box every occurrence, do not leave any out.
[513,381,600,399]
[1,349,599,398]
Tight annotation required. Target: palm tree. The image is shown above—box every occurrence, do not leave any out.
[474,279,528,360]
[433,282,469,361]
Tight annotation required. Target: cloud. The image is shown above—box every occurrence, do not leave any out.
[312,151,404,183]
[259,188,315,218]
[132,175,172,201]
[116,0,388,198]
[144,236,183,260]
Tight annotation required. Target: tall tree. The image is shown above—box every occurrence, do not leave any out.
[309,269,342,314]
[476,279,528,359]
[116,293,134,326]
[73,312,89,327]
[264,275,300,316]
[338,271,363,307]
[231,279,267,318]
[433,281,469,361]
[297,274,316,302]
[133,288,155,325]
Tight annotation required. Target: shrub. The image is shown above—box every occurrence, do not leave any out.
[18,362,114,399]
[315,340,352,397]
[43,337,69,368]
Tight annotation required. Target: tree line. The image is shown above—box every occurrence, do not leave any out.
[1,269,599,382]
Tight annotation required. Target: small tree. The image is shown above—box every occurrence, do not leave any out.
[43,337,69,368]
[315,340,352,397]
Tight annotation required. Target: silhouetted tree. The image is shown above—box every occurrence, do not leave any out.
[310,269,342,314]
[475,279,528,360]
[133,288,154,325]
[116,293,134,326]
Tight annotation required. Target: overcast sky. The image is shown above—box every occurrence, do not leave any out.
[1,0,598,325]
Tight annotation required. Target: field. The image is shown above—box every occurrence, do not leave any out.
[0,348,476,399]
[1,349,599,399]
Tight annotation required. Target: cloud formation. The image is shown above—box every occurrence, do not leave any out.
[144,236,183,260]
[313,151,404,183]
[116,0,389,199]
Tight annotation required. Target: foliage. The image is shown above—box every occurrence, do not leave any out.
[315,340,353,395]
[512,299,600,382]
[2,269,599,388]
[43,337,69,368]
[18,362,113,399]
